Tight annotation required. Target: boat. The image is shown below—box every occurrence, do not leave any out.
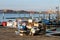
[46,27,60,36]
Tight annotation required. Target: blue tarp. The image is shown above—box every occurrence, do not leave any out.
[42,19,50,25]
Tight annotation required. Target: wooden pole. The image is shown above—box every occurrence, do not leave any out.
[3,12,4,21]
[56,7,59,27]
[43,23,46,34]
[56,7,59,21]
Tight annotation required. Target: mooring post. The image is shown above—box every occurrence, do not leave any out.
[42,23,46,34]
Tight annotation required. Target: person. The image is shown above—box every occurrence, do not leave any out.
[22,22,27,30]
[15,20,22,35]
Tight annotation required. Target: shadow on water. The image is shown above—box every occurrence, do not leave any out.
[51,33,60,36]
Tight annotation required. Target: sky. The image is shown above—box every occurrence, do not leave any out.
[0,0,60,11]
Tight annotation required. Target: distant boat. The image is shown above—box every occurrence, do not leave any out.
[6,17,17,19]
[6,17,32,19]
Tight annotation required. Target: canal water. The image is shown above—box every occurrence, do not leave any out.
[0,13,57,22]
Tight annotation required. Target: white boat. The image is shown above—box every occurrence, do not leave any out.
[46,27,60,36]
